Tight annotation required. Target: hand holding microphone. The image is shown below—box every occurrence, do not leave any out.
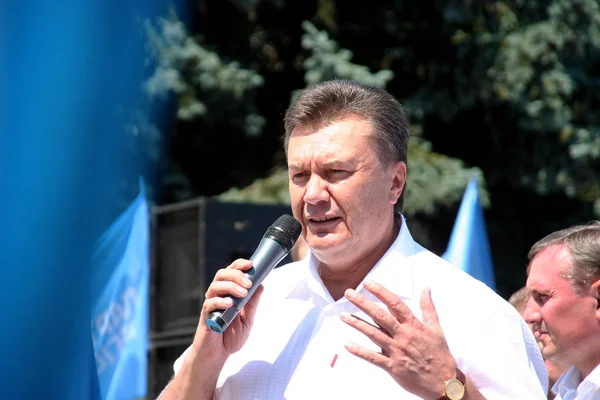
[205,214,302,334]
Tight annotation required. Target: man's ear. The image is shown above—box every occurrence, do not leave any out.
[591,279,600,314]
[389,161,406,204]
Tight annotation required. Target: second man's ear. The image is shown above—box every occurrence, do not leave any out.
[590,279,600,309]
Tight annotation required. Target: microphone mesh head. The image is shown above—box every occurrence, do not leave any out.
[265,214,302,252]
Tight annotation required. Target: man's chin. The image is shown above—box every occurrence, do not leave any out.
[541,346,560,360]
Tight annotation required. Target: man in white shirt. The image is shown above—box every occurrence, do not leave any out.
[524,222,600,400]
[158,79,548,399]
[509,286,570,399]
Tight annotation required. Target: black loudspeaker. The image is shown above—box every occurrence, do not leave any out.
[148,197,293,398]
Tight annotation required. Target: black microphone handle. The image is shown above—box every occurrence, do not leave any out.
[206,237,290,334]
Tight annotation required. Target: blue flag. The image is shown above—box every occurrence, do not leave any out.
[442,176,496,291]
[91,180,150,400]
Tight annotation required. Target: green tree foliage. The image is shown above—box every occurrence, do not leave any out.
[487,0,600,214]
[301,21,394,88]
[380,0,600,216]
[144,9,271,203]
[146,12,265,134]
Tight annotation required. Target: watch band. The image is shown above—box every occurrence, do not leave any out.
[454,368,466,386]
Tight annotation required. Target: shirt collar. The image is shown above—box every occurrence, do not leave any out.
[287,214,416,304]
[554,366,580,398]
[553,363,600,398]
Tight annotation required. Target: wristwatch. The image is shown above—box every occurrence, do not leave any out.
[438,367,466,400]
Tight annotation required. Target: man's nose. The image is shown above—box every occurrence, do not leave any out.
[522,296,542,325]
[304,174,329,205]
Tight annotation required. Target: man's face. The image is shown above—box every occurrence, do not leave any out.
[286,115,405,268]
[524,245,599,368]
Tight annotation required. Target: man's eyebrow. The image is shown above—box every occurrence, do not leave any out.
[527,284,546,295]
[320,159,352,167]
[289,159,354,172]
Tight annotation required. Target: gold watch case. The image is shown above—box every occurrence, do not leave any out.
[444,377,465,400]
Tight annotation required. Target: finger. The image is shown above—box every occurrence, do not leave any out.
[363,279,414,324]
[344,342,389,371]
[345,288,399,334]
[420,287,441,327]
[214,258,252,279]
[205,280,250,299]
[340,311,392,349]
[202,296,234,314]
[227,258,255,271]
[211,263,254,293]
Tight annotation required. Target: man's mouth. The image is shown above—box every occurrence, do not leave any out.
[534,331,549,341]
[309,216,339,222]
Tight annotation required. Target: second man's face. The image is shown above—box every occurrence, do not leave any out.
[525,245,599,366]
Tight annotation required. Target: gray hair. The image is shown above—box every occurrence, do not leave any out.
[528,221,600,294]
[283,79,410,212]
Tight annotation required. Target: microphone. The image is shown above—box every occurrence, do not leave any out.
[206,214,302,334]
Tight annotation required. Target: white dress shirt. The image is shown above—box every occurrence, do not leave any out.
[553,364,600,400]
[174,216,548,399]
